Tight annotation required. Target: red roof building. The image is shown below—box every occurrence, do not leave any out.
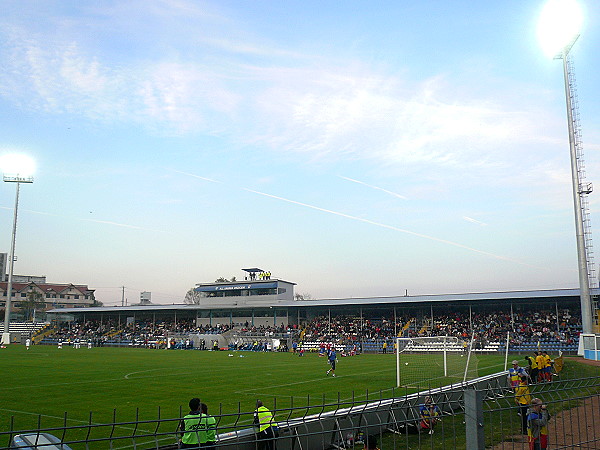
[0,281,95,311]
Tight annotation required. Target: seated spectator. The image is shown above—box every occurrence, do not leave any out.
[419,396,441,434]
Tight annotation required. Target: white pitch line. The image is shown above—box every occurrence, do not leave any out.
[234,376,328,393]
[234,366,397,395]
[124,368,174,379]
[0,377,128,391]
[0,408,155,434]
[0,368,198,392]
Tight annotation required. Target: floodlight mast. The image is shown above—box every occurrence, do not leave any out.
[1,175,33,346]
[555,36,594,335]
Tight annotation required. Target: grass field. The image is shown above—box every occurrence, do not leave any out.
[0,345,506,431]
[2,346,599,449]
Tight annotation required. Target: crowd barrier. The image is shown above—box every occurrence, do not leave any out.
[3,371,598,449]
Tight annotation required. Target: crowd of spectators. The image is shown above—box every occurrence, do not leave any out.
[42,307,581,351]
[237,323,296,336]
[48,319,232,345]
[300,308,582,347]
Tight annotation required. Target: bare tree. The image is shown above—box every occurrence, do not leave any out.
[184,288,202,305]
[21,291,45,321]
[294,292,314,301]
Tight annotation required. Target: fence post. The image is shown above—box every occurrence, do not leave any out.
[464,388,484,450]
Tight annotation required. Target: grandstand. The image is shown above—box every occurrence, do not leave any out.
[38,278,593,355]
[0,321,49,344]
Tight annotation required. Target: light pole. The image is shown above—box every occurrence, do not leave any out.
[558,38,594,335]
[538,0,594,334]
[1,154,34,346]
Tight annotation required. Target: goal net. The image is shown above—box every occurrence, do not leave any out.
[395,336,479,387]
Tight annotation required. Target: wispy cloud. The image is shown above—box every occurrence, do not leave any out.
[171,169,222,183]
[339,176,407,199]
[242,187,542,269]
[79,218,168,233]
[0,207,169,233]
[170,167,546,269]
[463,216,488,226]
[0,1,568,185]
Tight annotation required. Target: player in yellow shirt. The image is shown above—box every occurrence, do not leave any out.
[527,354,539,384]
[514,375,532,434]
[535,351,546,383]
[542,351,552,382]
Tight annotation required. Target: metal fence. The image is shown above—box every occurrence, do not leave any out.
[2,374,599,449]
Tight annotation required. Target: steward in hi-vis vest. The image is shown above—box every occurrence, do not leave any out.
[254,400,278,449]
[199,402,217,448]
[179,397,202,448]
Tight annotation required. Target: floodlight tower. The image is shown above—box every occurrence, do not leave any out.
[1,155,34,345]
[538,0,594,334]
[558,38,595,335]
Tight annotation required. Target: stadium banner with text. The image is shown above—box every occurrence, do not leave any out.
[195,282,277,292]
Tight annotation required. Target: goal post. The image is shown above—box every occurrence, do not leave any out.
[396,335,477,387]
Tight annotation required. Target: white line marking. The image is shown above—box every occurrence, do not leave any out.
[0,408,155,434]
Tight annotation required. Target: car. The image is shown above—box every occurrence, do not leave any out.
[10,432,73,450]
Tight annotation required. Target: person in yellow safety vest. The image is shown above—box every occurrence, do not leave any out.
[179,397,202,448]
[199,402,217,448]
[254,400,278,450]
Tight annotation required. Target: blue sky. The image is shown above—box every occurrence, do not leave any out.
[0,1,599,306]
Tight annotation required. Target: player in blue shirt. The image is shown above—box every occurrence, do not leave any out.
[326,349,337,377]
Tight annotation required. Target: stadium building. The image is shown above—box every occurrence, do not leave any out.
[41,269,599,354]
[44,274,594,328]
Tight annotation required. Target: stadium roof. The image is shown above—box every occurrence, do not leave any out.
[275,288,598,307]
[46,287,593,315]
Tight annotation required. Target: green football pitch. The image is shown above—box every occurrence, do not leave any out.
[0,345,507,433]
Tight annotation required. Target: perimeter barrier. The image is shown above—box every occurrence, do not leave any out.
[2,374,599,449]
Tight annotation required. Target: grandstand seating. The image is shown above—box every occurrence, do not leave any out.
[299,309,582,354]
[0,322,48,335]
[33,307,582,354]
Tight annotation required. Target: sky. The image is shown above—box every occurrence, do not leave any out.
[0,1,599,306]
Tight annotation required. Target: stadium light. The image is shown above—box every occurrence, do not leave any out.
[0,154,35,346]
[538,1,594,335]
[537,0,583,57]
